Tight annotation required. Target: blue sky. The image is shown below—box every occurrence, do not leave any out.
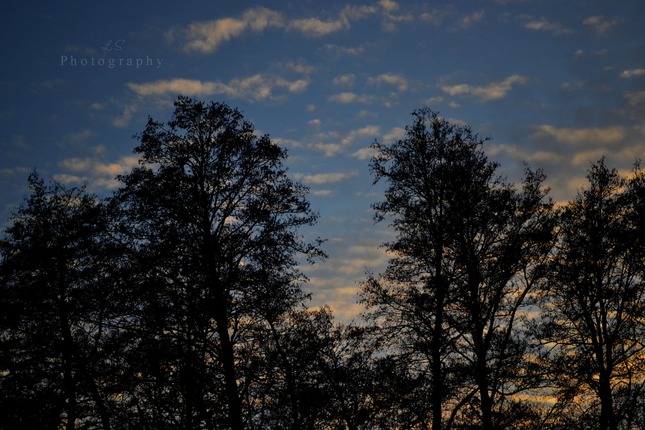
[2,0,644,320]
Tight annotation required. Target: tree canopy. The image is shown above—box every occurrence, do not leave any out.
[1,100,644,430]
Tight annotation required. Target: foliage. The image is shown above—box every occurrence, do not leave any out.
[1,101,644,430]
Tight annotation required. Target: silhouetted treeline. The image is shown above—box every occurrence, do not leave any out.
[1,97,644,430]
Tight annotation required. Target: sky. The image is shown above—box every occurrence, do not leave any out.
[1,0,644,321]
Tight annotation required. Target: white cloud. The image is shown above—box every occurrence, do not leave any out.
[620,69,645,79]
[113,104,138,128]
[311,189,333,197]
[127,79,221,97]
[488,143,563,163]
[382,126,406,142]
[378,0,399,12]
[368,73,409,91]
[289,16,349,36]
[458,10,484,29]
[424,96,444,105]
[333,73,356,87]
[127,75,309,101]
[351,146,379,160]
[534,124,625,145]
[176,4,382,52]
[296,171,358,185]
[625,91,645,106]
[341,125,380,146]
[310,142,343,157]
[65,129,94,144]
[57,155,140,189]
[439,75,528,101]
[323,43,367,57]
[524,17,571,36]
[583,15,618,36]
[328,92,374,104]
[179,7,284,53]
[289,4,376,37]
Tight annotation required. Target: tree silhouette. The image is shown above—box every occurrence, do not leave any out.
[534,159,645,430]
[111,96,324,429]
[0,173,116,430]
[363,108,553,430]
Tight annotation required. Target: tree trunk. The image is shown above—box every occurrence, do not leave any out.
[431,277,445,430]
[598,372,616,430]
[216,310,244,430]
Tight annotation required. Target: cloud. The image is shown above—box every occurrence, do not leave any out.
[583,15,618,36]
[288,4,379,36]
[620,69,645,79]
[289,16,349,36]
[308,125,379,157]
[113,104,138,128]
[323,43,367,57]
[534,124,625,145]
[10,134,29,150]
[128,79,221,97]
[310,142,344,157]
[625,91,645,107]
[296,171,359,185]
[341,125,380,146]
[178,7,284,53]
[570,149,610,166]
[439,75,528,101]
[377,0,413,31]
[328,92,374,104]
[65,129,94,144]
[523,17,571,36]
[351,146,378,160]
[488,143,563,164]
[458,10,484,29]
[368,73,409,92]
[333,73,356,86]
[382,126,406,142]
[56,155,140,189]
[127,75,309,101]
[176,4,387,53]
[378,0,399,12]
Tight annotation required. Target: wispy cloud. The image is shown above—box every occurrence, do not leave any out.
[620,68,645,79]
[173,2,423,54]
[309,125,380,157]
[127,75,309,101]
[56,155,140,189]
[583,15,618,36]
[328,92,375,104]
[127,79,221,97]
[377,0,414,31]
[523,17,572,36]
[534,124,625,145]
[439,75,528,101]
[341,125,380,146]
[368,73,409,92]
[175,7,284,53]
[175,4,381,53]
[488,143,563,164]
[289,16,349,37]
[625,91,645,107]
[458,10,484,29]
[296,171,359,185]
[333,74,356,87]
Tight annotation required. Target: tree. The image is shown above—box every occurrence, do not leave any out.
[112,96,324,429]
[0,173,117,430]
[535,159,645,430]
[362,108,553,430]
